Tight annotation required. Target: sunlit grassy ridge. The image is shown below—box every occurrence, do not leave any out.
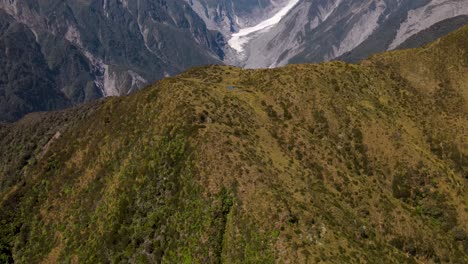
[0,26,467,263]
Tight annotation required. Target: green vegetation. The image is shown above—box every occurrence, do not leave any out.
[0,26,467,263]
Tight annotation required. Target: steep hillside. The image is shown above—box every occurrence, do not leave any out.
[0,26,467,263]
[0,0,225,122]
[396,15,468,50]
[0,10,71,122]
[337,1,468,63]
[186,0,290,33]
[235,0,468,68]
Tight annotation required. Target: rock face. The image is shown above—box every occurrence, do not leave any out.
[0,0,225,122]
[396,15,468,49]
[186,0,291,33]
[226,0,468,67]
[0,10,71,122]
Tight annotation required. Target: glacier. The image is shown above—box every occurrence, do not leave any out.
[228,0,301,53]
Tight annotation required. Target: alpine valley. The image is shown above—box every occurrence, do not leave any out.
[1,0,468,121]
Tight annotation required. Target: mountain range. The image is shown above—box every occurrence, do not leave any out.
[0,24,467,263]
[0,0,467,122]
[0,0,225,121]
[219,0,468,67]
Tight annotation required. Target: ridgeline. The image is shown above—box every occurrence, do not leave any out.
[0,26,467,263]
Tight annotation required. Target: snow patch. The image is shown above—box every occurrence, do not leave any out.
[228,0,300,53]
[239,1,311,69]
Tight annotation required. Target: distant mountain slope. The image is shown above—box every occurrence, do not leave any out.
[0,10,71,122]
[0,26,466,263]
[396,15,468,49]
[0,0,225,122]
[1,0,468,122]
[337,1,468,63]
[186,0,290,33]
[235,0,468,67]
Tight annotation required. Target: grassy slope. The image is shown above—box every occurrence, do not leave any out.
[0,26,467,263]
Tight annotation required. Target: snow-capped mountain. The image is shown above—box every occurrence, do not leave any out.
[185,0,291,34]
[211,0,468,68]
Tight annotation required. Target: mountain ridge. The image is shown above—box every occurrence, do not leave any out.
[0,25,466,263]
[231,0,468,67]
[1,0,468,122]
